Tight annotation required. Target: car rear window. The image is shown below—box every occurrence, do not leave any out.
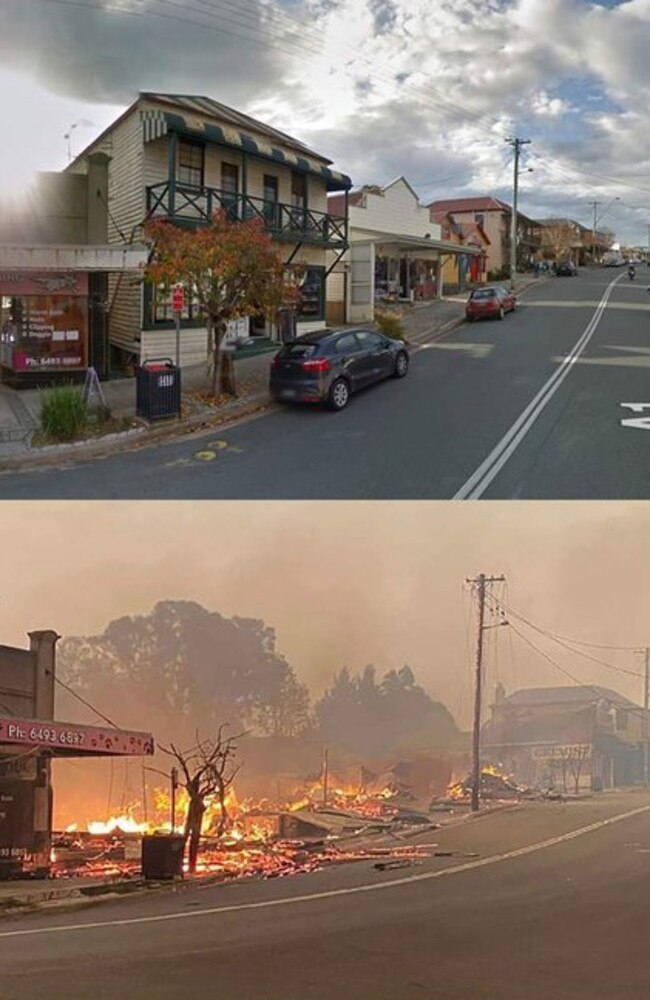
[471,289,495,299]
[277,342,319,359]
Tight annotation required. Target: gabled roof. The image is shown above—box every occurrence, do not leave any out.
[427,196,512,214]
[329,176,422,215]
[141,92,324,160]
[382,175,422,201]
[502,685,637,708]
[69,92,352,190]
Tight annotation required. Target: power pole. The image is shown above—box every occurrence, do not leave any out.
[170,766,178,833]
[506,137,531,291]
[643,646,650,787]
[322,746,329,808]
[591,201,600,263]
[466,574,506,812]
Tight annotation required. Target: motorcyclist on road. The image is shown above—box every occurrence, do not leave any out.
[628,264,636,280]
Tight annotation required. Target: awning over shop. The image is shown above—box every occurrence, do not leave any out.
[141,109,352,193]
[351,231,481,256]
[0,715,154,759]
[0,244,149,272]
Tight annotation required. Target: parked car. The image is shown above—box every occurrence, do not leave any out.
[556,261,578,276]
[465,285,517,322]
[270,327,409,411]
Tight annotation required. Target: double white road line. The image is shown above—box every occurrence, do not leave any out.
[453,274,624,499]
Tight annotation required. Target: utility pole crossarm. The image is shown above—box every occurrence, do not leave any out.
[466,574,506,813]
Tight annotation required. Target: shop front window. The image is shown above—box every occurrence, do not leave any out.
[297,267,325,322]
[0,294,87,372]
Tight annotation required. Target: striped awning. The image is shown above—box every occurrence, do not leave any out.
[141,109,352,192]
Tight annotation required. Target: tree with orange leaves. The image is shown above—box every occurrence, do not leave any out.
[144,212,298,397]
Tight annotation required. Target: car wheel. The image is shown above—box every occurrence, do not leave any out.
[466,314,475,323]
[326,377,350,411]
[393,351,409,378]
[497,306,505,320]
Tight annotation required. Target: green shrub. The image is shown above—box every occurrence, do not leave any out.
[375,310,408,343]
[39,386,88,442]
[487,267,510,282]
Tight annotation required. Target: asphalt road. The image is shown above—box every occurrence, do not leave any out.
[2,268,650,499]
[3,792,650,999]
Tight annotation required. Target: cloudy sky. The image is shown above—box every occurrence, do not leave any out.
[0,0,649,243]
[3,501,650,732]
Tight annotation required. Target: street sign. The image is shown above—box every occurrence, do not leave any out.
[172,286,184,313]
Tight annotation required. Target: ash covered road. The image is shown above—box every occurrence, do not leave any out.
[2,792,650,999]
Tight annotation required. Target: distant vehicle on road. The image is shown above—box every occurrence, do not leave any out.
[270,328,409,411]
[556,261,578,277]
[465,285,517,322]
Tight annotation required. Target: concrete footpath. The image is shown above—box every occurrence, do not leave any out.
[0,275,546,472]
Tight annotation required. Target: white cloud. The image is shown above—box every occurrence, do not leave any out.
[1,0,650,241]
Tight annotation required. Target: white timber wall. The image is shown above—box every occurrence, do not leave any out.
[103,109,147,355]
[349,179,441,241]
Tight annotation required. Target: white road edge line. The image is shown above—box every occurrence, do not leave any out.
[1,802,648,940]
[453,274,625,500]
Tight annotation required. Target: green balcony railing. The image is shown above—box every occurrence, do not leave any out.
[146,182,348,248]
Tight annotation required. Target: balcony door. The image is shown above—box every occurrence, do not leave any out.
[263,174,279,229]
[290,172,308,232]
[221,162,240,222]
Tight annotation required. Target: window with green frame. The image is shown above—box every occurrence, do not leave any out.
[297,266,325,322]
[143,283,205,330]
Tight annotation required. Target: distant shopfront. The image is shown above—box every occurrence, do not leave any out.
[0,271,88,376]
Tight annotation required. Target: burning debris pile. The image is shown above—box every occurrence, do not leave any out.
[49,778,438,883]
[444,764,527,803]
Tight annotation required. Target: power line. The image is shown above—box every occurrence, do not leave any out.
[505,619,647,719]
[36,0,512,145]
[485,595,645,679]
[35,0,645,214]
[54,676,119,728]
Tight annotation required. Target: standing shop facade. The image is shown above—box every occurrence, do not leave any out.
[0,248,148,385]
[0,629,154,877]
[0,151,148,384]
[328,178,480,324]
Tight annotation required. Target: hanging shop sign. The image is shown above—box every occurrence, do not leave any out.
[0,716,154,757]
[532,744,592,761]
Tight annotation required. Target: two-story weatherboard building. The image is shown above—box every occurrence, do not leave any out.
[66,93,352,369]
[482,685,649,792]
[427,197,540,277]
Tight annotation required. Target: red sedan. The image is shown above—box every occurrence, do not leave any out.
[466,285,517,322]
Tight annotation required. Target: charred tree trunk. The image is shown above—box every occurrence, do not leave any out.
[184,796,205,874]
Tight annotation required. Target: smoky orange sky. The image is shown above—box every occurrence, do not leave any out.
[4,501,650,730]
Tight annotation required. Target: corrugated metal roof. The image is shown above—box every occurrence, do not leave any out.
[142,92,326,161]
[141,95,352,191]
